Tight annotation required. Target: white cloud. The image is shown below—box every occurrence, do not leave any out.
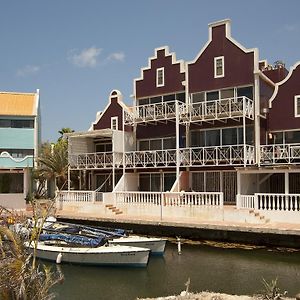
[69,47,102,68]
[283,24,298,32]
[16,65,40,77]
[107,52,125,62]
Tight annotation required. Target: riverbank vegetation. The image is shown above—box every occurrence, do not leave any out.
[0,203,63,299]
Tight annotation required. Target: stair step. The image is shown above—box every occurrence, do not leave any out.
[115,211,123,215]
[105,204,114,208]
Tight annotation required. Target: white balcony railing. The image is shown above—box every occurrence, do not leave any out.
[124,101,184,125]
[57,191,103,203]
[115,191,223,208]
[124,149,177,168]
[69,145,254,169]
[124,145,254,168]
[69,152,123,169]
[187,96,254,122]
[179,145,255,166]
[124,97,254,125]
[260,144,300,165]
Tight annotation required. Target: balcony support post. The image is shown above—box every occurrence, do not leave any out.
[176,101,180,192]
[243,98,247,167]
[122,107,126,192]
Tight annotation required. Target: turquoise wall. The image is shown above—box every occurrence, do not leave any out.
[0,128,34,149]
[0,156,34,168]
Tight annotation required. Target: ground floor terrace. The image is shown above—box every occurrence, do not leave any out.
[0,168,30,209]
[57,166,300,225]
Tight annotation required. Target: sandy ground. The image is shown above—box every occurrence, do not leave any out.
[138,291,294,300]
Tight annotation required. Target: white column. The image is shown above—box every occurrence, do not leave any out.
[122,108,125,192]
[243,97,247,167]
[175,101,180,192]
[254,72,261,165]
[236,172,242,209]
[285,172,289,194]
[23,169,29,198]
[68,166,70,190]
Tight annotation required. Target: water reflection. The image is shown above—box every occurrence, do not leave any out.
[51,242,300,300]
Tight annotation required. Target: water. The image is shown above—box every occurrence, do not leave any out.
[52,242,300,300]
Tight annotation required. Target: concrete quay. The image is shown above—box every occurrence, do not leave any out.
[55,209,300,249]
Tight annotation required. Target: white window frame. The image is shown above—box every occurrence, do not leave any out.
[156,67,165,87]
[214,56,224,78]
[294,95,300,117]
[111,116,118,130]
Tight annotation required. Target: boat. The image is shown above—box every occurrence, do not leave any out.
[26,241,150,267]
[108,236,166,255]
[43,219,167,255]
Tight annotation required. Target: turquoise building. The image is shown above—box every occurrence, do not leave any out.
[0,90,40,209]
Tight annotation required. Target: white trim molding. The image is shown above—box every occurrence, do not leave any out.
[294,95,300,117]
[111,116,118,130]
[156,67,165,87]
[214,56,224,78]
[269,61,300,109]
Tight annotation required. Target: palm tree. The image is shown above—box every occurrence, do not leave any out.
[58,127,74,141]
[37,140,68,190]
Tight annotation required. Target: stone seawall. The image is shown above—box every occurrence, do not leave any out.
[58,216,300,249]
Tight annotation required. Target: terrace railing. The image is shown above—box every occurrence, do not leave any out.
[256,193,300,212]
[57,191,103,203]
[260,143,300,165]
[237,193,300,212]
[69,152,123,169]
[115,191,223,208]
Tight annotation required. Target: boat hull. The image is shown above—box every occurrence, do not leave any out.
[109,236,166,255]
[28,243,150,267]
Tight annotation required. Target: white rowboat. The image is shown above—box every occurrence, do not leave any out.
[109,236,166,255]
[27,242,150,267]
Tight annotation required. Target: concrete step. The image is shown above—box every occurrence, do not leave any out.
[106,205,123,215]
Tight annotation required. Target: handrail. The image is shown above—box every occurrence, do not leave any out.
[260,143,300,165]
[124,96,254,124]
[124,144,254,168]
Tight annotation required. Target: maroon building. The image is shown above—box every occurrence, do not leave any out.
[65,19,300,217]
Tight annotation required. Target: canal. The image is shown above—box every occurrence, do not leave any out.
[52,241,300,299]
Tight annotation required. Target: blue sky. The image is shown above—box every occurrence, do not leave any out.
[0,0,300,142]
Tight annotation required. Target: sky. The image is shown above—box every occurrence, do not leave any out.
[0,0,300,142]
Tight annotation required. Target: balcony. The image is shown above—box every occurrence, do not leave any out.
[124,97,254,126]
[186,96,254,123]
[179,145,255,167]
[69,152,123,169]
[124,145,255,168]
[124,149,177,168]
[260,144,300,165]
[124,100,185,125]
